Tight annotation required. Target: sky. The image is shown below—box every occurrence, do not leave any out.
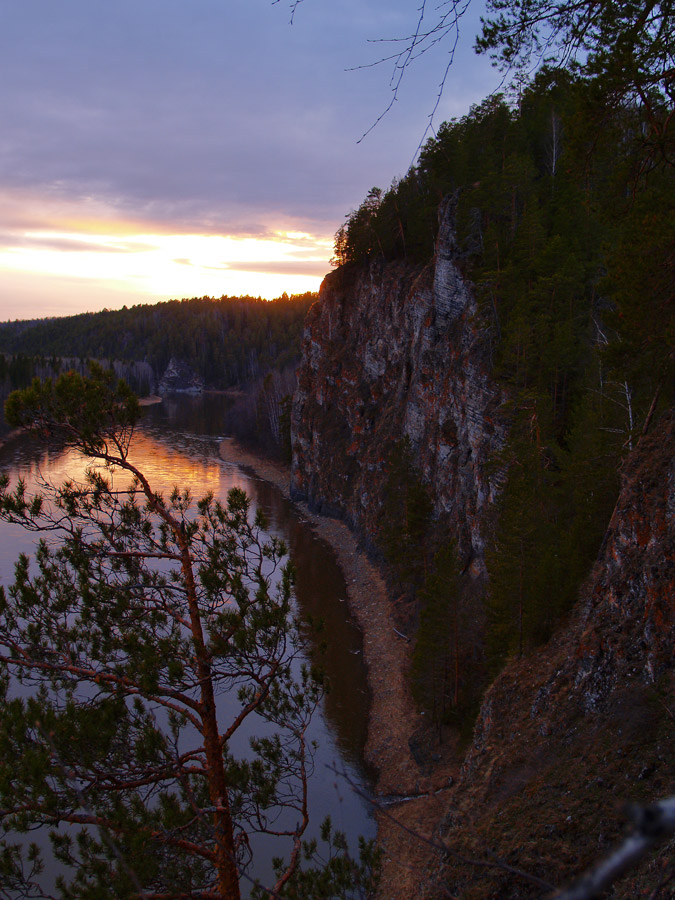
[0,0,497,320]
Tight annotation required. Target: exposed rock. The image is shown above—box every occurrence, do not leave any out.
[158,358,204,394]
[430,409,675,899]
[291,199,505,580]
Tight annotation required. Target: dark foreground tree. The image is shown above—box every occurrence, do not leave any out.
[0,367,378,900]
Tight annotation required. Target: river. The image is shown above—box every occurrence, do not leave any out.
[0,392,374,896]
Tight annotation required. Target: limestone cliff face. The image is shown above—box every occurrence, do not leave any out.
[158,358,204,394]
[291,197,504,575]
[432,410,675,899]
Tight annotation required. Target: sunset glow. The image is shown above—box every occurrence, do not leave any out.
[0,221,332,319]
[1,0,495,320]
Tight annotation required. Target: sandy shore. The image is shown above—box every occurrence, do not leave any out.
[218,437,458,899]
[138,394,163,406]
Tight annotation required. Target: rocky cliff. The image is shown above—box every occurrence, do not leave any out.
[424,409,675,899]
[291,194,675,898]
[291,197,505,581]
[158,357,204,394]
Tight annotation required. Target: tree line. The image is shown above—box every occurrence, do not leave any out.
[0,0,671,892]
[0,293,316,392]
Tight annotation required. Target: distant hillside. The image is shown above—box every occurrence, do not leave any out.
[0,292,316,391]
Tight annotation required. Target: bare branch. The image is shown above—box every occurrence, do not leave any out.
[551,797,675,900]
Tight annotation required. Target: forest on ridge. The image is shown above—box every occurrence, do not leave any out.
[338,68,674,725]
[0,0,673,888]
[0,292,315,394]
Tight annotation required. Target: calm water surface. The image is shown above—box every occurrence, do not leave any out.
[0,393,374,894]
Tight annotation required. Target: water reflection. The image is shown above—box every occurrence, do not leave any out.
[139,398,371,764]
[143,391,237,438]
[0,396,374,893]
[254,481,370,766]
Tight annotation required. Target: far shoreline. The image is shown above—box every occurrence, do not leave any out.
[0,394,162,451]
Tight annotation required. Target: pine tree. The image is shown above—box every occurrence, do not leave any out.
[378,438,433,593]
[409,542,463,736]
[0,366,376,899]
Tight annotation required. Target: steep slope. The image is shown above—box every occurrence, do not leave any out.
[291,196,505,585]
[427,409,675,899]
[291,176,674,898]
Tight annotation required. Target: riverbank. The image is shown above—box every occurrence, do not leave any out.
[218,437,459,899]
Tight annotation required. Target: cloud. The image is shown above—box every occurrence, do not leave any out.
[222,260,331,277]
[0,233,158,254]
[1,3,494,231]
[0,0,497,316]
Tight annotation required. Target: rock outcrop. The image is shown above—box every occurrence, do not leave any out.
[291,197,505,578]
[158,358,204,394]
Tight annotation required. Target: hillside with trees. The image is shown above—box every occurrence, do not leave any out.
[0,0,671,892]
[0,292,315,392]
[290,45,674,892]
[0,293,316,452]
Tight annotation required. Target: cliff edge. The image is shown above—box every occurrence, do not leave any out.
[291,196,505,589]
[291,194,674,898]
